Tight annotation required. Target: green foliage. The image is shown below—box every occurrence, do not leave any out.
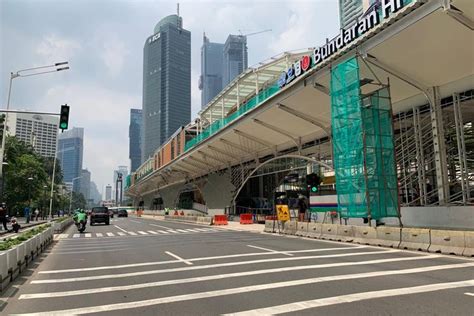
[0,224,50,251]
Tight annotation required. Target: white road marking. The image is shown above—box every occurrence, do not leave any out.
[114,225,127,233]
[49,248,137,255]
[84,233,92,238]
[31,249,402,283]
[19,278,474,315]
[225,279,474,315]
[130,220,141,224]
[95,233,103,237]
[176,229,188,233]
[167,230,178,234]
[184,229,200,232]
[464,292,474,296]
[149,223,171,229]
[148,230,158,235]
[165,251,193,265]
[138,231,148,235]
[57,233,69,239]
[38,246,367,274]
[127,232,137,236]
[117,232,126,236]
[158,230,170,234]
[247,245,293,256]
[72,234,80,238]
[21,261,474,300]
[106,232,114,237]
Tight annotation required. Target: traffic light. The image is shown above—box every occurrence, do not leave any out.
[59,105,70,131]
[306,173,321,193]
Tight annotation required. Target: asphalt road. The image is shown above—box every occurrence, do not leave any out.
[2,216,474,315]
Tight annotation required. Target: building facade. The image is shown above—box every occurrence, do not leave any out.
[80,169,91,202]
[105,184,112,201]
[113,165,128,203]
[129,108,142,172]
[57,127,84,192]
[339,0,376,28]
[142,14,191,161]
[6,112,58,158]
[223,35,248,86]
[200,34,224,108]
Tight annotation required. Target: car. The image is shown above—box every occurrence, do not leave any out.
[90,207,110,225]
[118,209,128,217]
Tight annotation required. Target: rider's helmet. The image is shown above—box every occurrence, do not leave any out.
[79,209,85,213]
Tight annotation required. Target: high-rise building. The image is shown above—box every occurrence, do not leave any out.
[223,35,248,86]
[90,181,102,204]
[57,127,84,192]
[200,33,224,108]
[80,169,91,202]
[105,184,112,201]
[5,112,58,158]
[129,109,142,172]
[113,165,128,203]
[142,14,191,161]
[339,0,375,28]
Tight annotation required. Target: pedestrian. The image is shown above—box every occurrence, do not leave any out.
[34,208,40,221]
[298,194,307,222]
[24,206,30,224]
[10,216,20,233]
[0,206,7,231]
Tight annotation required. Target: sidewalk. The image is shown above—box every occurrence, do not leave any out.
[0,217,49,238]
[140,214,265,233]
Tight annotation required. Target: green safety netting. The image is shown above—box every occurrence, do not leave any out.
[185,82,280,151]
[330,57,399,219]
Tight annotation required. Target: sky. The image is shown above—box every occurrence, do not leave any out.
[0,0,339,195]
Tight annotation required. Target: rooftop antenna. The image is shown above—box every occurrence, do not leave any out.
[177,3,180,17]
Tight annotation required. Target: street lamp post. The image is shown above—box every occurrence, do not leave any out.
[42,185,47,220]
[1,62,69,200]
[27,176,33,223]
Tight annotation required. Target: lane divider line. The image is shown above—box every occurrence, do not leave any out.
[247,245,293,256]
[150,223,172,230]
[165,251,193,265]
[114,225,128,233]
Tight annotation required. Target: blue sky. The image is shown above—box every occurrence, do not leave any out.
[0,0,339,192]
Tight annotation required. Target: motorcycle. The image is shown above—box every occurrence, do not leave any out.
[75,220,86,233]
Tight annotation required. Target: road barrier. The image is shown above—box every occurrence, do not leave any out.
[213,215,228,225]
[336,225,354,242]
[429,229,465,256]
[375,227,401,248]
[162,215,213,225]
[53,217,74,233]
[400,228,431,251]
[1,226,53,292]
[306,223,322,238]
[264,220,275,233]
[295,222,309,237]
[239,214,253,225]
[320,224,338,240]
[352,226,378,245]
[464,231,474,257]
[282,221,297,235]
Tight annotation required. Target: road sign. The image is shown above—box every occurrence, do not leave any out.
[276,204,289,222]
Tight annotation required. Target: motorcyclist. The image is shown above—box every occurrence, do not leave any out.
[73,209,87,232]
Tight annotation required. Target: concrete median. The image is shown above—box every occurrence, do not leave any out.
[399,228,431,251]
[429,229,465,256]
[353,226,377,245]
[336,225,354,242]
[282,221,297,235]
[295,222,309,237]
[320,224,338,240]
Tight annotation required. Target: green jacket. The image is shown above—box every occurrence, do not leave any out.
[74,212,87,222]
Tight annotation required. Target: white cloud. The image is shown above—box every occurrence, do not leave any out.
[99,35,130,77]
[36,34,81,63]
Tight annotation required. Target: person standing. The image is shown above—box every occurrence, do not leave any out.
[0,206,7,231]
[24,206,30,224]
[34,208,40,221]
[298,194,308,222]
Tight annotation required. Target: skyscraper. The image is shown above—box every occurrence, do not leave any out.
[80,169,91,202]
[142,14,191,161]
[223,35,248,86]
[90,181,102,204]
[57,127,83,192]
[105,184,112,201]
[339,0,375,28]
[200,33,224,108]
[113,165,128,203]
[129,108,142,172]
[6,112,58,158]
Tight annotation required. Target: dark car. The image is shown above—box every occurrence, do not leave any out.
[90,207,110,225]
[118,209,128,217]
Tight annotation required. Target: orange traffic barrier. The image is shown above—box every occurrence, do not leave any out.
[214,215,228,225]
[180,211,184,216]
[240,214,253,224]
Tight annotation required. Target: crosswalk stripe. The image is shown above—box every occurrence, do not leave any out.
[167,230,178,234]
[84,233,92,238]
[58,233,69,239]
[158,230,170,234]
[107,232,114,237]
[184,229,199,232]
[72,234,80,238]
[226,279,474,315]
[31,250,401,284]
[20,262,474,300]
[117,232,126,236]
[176,229,188,233]
[96,233,103,237]
[128,232,137,236]
[138,231,148,235]
[148,231,158,235]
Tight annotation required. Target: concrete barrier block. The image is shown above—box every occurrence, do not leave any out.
[463,231,474,257]
[282,221,297,235]
[295,222,309,237]
[400,228,431,251]
[25,239,32,260]
[320,224,338,240]
[264,220,276,233]
[16,243,26,266]
[375,227,401,248]
[0,252,7,284]
[336,225,354,242]
[306,223,322,238]
[6,248,18,276]
[353,226,377,245]
[429,229,465,256]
